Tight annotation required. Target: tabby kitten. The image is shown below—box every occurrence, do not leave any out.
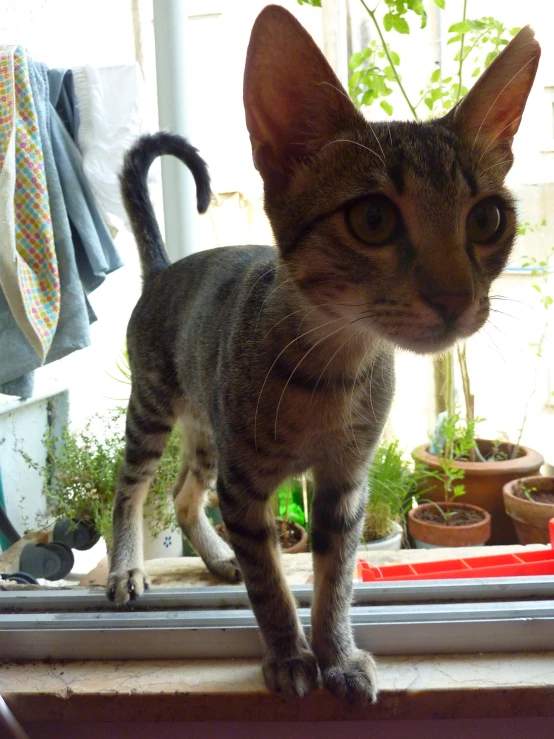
[108,5,540,703]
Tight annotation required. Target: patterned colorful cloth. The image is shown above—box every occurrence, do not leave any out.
[0,45,60,361]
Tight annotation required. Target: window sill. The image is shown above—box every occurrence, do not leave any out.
[1,653,554,722]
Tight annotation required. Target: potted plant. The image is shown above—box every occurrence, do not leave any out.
[20,408,180,554]
[362,439,423,551]
[413,413,543,545]
[503,476,554,545]
[214,474,309,554]
[409,415,491,548]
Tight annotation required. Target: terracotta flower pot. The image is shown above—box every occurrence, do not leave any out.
[275,518,308,553]
[413,441,544,545]
[408,502,491,548]
[503,476,554,545]
[216,519,308,554]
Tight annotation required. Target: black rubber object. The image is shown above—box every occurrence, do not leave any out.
[19,542,75,581]
[53,518,100,551]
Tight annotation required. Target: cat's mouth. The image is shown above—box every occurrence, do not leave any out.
[369,307,488,354]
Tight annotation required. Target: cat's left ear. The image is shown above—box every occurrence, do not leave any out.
[243,4,362,188]
[448,26,540,153]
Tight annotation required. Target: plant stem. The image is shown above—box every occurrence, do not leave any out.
[361,0,419,121]
[455,0,468,103]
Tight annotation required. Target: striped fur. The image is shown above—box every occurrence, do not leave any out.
[108,7,539,703]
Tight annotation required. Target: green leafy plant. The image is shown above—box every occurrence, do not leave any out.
[364,439,427,541]
[346,1,518,121]
[19,409,180,548]
[421,412,484,522]
[276,476,307,526]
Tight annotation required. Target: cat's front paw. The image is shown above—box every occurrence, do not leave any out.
[322,649,378,704]
[262,649,319,697]
[107,567,150,604]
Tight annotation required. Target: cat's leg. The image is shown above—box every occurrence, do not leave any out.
[217,462,318,696]
[107,384,176,604]
[310,460,378,703]
[173,422,241,582]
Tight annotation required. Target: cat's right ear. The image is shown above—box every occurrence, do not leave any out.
[243,4,361,189]
[448,26,540,155]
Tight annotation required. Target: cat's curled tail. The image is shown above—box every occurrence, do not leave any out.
[120,132,211,282]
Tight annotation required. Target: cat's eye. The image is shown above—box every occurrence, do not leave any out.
[345,195,400,246]
[466,200,504,245]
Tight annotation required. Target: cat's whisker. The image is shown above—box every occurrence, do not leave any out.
[320,138,385,167]
[254,277,295,333]
[477,115,523,165]
[488,307,523,323]
[490,294,532,310]
[471,55,536,153]
[480,158,513,177]
[317,80,355,104]
[260,300,381,347]
[258,304,326,347]
[308,331,357,406]
[244,265,279,302]
[480,326,507,365]
[274,322,350,441]
[254,316,346,450]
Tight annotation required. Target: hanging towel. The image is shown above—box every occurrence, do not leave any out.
[0,61,92,397]
[0,45,60,361]
[47,67,123,296]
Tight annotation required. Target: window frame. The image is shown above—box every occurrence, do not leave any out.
[2,577,554,660]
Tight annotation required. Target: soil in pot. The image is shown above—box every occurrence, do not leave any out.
[503,476,554,545]
[413,440,544,545]
[408,502,491,548]
[415,506,484,526]
[216,518,308,553]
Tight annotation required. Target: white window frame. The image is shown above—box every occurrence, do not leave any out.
[2,577,554,660]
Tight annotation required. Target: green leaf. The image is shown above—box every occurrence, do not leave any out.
[296,0,321,6]
[362,90,377,106]
[380,100,393,116]
[349,51,365,70]
[434,0,445,8]
[383,65,396,81]
[391,15,410,34]
[383,12,394,32]
[485,50,497,67]
[510,26,522,36]
[532,284,541,293]
[389,50,401,65]
[430,68,441,83]
[448,20,474,34]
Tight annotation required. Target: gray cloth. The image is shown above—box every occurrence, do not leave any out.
[0,59,121,397]
[49,68,81,144]
[48,68,123,296]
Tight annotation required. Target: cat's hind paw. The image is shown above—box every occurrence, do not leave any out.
[262,649,319,697]
[322,649,379,704]
[207,555,242,583]
[107,567,150,604]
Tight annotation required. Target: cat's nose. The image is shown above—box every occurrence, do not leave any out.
[424,293,473,323]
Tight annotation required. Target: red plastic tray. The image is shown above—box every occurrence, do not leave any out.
[357,518,554,582]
